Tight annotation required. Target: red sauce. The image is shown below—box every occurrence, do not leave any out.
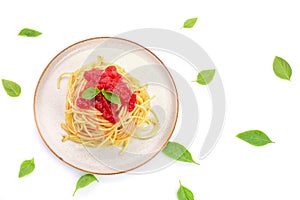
[76,97,91,109]
[83,68,103,82]
[128,93,136,112]
[76,66,137,124]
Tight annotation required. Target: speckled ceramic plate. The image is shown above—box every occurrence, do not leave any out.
[34,37,178,174]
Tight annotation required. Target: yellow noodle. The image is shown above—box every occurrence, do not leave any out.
[58,56,159,151]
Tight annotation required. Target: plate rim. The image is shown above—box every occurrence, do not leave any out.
[33,36,179,175]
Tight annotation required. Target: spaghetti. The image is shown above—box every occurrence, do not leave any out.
[58,56,159,151]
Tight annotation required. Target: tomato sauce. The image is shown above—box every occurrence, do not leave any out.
[76,66,137,124]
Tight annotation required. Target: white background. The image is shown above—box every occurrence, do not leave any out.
[0,0,299,199]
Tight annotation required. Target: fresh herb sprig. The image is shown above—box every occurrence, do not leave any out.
[162,142,199,165]
[2,79,21,97]
[273,56,292,80]
[18,28,42,37]
[19,158,35,178]
[81,87,121,105]
[182,17,198,28]
[236,130,274,146]
[194,69,216,85]
[177,180,194,200]
[73,174,98,196]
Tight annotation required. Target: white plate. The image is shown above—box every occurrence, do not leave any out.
[34,37,178,174]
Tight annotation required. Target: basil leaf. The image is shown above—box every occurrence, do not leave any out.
[2,79,21,97]
[162,142,199,165]
[177,180,194,200]
[18,28,42,37]
[195,69,216,85]
[19,158,35,178]
[183,17,198,28]
[101,89,121,104]
[73,174,98,196]
[236,130,274,146]
[273,56,292,80]
[82,87,100,100]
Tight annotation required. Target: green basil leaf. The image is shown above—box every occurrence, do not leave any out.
[18,28,42,37]
[81,87,100,100]
[101,89,121,104]
[195,69,216,85]
[236,130,274,146]
[177,180,194,200]
[2,79,21,97]
[19,158,35,178]
[73,174,98,196]
[273,56,292,80]
[162,142,199,165]
[183,17,198,28]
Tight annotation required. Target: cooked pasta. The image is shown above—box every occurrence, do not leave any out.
[58,56,159,152]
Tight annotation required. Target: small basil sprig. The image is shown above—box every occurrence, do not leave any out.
[101,88,121,104]
[73,174,98,196]
[2,79,21,97]
[18,28,42,37]
[162,142,199,165]
[182,17,198,28]
[19,158,35,178]
[273,56,292,80]
[81,87,121,105]
[82,87,100,100]
[236,130,274,146]
[177,180,194,200]
[194,69,216,85]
